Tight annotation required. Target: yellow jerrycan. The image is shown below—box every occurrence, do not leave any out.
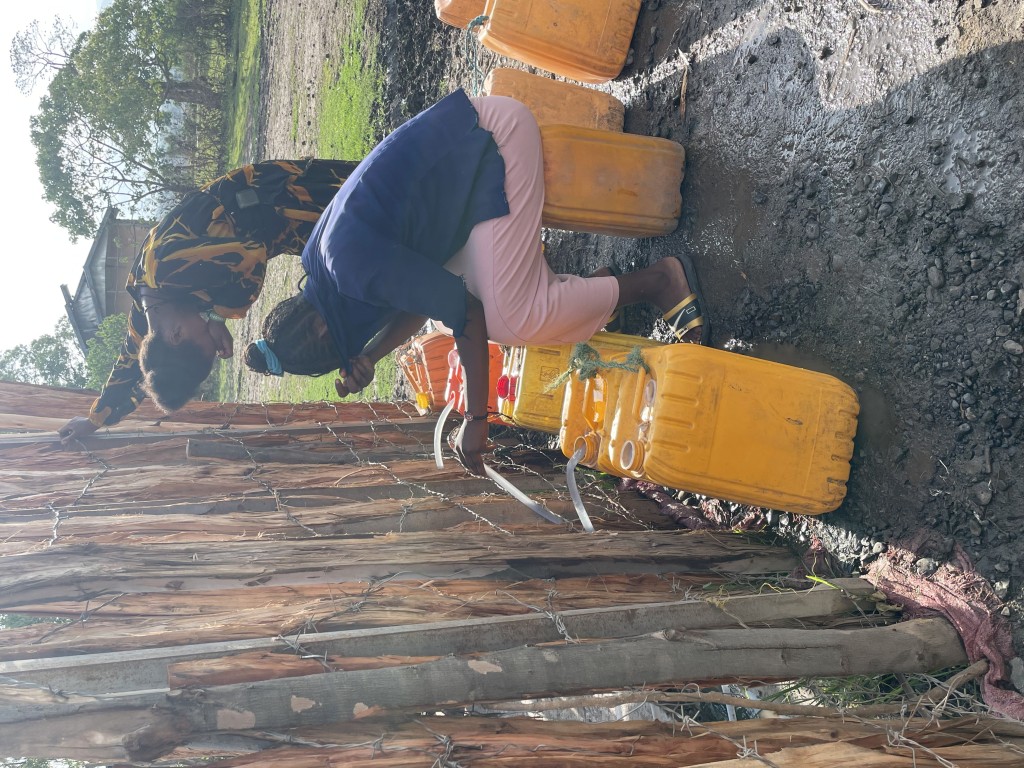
[434,0,485,29]
[607,345,860,515]
[498,331,662,435]
[484,68,625,132]
[541,125,685,237]
[478,0,643,83]
[558,366,630,473]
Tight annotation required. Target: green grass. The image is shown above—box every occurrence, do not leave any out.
[316,0,384,160]
[222,0,265,168]
[272,357,396,403]
[216,0,396,408]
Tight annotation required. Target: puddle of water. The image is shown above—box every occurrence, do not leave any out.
[747,342,895,458]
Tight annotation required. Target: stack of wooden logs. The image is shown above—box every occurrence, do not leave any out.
[1,381,1018,766]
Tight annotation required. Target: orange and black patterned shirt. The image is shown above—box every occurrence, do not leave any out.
[88,159,358,426]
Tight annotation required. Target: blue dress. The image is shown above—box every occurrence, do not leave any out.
[301,89,509,372]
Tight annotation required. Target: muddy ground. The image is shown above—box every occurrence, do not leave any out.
[253,0,1024,667]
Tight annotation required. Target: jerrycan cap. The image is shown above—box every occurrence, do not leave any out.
[496,374,517,402]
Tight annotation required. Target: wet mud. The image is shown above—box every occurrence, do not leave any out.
[261,0,1024,667]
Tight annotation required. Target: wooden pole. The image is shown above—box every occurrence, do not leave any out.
[166,619,964,734]
[2,580,876,694]
[0,530,799,607]
[185,438,429,464]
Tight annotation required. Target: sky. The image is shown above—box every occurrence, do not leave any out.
[0,1,104,351]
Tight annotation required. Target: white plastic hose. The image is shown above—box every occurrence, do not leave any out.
[433,400,565,526]
[434,400,456,469]
[483,464,566,525]
[565,445,595,533]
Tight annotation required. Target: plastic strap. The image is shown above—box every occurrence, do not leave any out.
[483,465,566,526]
[565,445,596,533]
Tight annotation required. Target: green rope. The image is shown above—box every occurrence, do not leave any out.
[462,15,490,97]
[546,343,650,391]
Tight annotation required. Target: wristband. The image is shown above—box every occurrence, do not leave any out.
[463,411,488,422]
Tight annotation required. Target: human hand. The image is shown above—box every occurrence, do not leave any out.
[58,416,100,447]
[454,418,489,476]
[334,355,375,397]
[207,321,234,359]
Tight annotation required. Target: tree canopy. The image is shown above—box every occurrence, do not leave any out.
[8,17,77,95]
[26,0,230,239]
[0,318,87,389]
[85,313,129,390]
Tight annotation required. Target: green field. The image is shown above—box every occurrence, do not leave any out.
[216,0,394,405]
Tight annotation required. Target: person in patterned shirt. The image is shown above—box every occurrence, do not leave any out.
[58,158,359,445]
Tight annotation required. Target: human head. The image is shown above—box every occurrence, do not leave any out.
[138,301,234,412]
[244,293,343,376]
[140,333,214,412]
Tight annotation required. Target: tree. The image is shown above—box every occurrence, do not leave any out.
[30,0,229,238]
[8,18,77,95]
[31,76,193,239]
[85,313,129,390]
[0,319,87,389]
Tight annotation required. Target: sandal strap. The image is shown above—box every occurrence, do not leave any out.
[664,293,705,339]
[671,314,705,338]
[663,293,698,320]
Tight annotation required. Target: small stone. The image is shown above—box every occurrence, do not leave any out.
[974,483,993,506]
[915,557,938,575]
[995,561,1011,573]
[1011,658,1024,692]
[1004,340,1023,355]
[994,580,1010,599]
[872,541,886,554]
[956,423,973,437]
[968,519,983,536]
[927,266,945,288]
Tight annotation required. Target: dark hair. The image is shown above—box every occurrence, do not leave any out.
[139,334,214,412]
[243,293,344,376]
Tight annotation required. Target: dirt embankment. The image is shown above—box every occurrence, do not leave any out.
[256,0,1024,664]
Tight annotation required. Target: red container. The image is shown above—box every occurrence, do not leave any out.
[446,342,507,422]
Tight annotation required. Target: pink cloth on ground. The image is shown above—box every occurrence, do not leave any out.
[867,530,1024,721]
[443,95,618,345]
